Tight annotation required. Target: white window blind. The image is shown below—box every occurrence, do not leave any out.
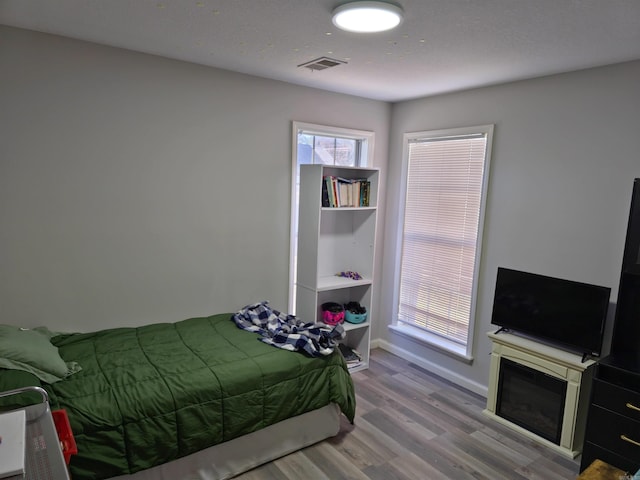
[398,132,489,346]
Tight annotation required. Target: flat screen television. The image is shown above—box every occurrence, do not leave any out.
[490,267,611,358]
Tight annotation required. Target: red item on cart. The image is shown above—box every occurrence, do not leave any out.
[52,409,77,465]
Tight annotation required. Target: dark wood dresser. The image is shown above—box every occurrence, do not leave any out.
[581,178,640,473]
[581,354,640,472]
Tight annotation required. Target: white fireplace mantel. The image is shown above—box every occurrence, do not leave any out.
[483,330,596,458]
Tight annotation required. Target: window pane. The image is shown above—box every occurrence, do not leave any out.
[313,136,337,165]
[297,134,313,165]
[398,132,489,346]
[335,138,356,166]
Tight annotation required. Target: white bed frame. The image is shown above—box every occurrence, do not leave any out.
[109,404,341,480]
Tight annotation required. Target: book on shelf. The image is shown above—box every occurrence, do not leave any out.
[338,343,362,365]
[360,180,370,207]
[322,176,371,207]
[0,409,26,479]
[321,178,330,207]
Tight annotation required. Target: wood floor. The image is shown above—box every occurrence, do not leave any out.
[235,348,581,480]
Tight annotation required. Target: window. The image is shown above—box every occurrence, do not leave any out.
[392,125,493,359]
[289,122,373,312]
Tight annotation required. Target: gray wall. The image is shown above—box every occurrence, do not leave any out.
[0,26,390,332]
[379,60,640,394]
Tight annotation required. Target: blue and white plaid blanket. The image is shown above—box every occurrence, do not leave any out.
[232,301,345,357]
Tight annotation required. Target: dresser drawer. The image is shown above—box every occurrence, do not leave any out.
[588,406,640,462]
[592,378,640,422]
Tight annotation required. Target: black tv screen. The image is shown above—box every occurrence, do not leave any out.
[490,267,611,357]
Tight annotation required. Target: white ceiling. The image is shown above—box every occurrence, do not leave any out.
[2,0,640,102]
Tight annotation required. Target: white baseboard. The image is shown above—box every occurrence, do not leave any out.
[373,338,489,398]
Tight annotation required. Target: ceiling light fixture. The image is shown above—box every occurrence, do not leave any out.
[332,1,403,33]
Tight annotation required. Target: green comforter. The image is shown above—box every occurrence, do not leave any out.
[0,314,356,479]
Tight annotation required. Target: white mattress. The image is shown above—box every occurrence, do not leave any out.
[108,403,341,480]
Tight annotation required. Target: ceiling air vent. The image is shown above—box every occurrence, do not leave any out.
[298,56,347,71]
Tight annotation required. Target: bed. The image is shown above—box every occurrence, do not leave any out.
[0,312,356,480]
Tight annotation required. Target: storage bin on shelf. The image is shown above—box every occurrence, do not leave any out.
[344,301,367,324]
[321,302,345,325]
[345,310,367,324]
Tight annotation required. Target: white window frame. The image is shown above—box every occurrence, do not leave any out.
[289,121,374,313]
[389,124,494,362]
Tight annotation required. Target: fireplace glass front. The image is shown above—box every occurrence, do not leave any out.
[496,357,567,445]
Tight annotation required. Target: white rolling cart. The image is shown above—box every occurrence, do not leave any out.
[0,386,71,480]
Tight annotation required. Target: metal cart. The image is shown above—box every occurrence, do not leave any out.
[0,386,70,480]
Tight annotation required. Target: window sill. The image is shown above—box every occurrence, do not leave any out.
[388,323,473,364]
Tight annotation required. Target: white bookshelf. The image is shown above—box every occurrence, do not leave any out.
[296,164,379,372]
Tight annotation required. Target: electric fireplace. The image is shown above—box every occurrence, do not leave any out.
[497,358,567,444]
[483,330,595,458]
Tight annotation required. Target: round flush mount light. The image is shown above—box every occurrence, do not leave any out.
[332,1,404,33]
